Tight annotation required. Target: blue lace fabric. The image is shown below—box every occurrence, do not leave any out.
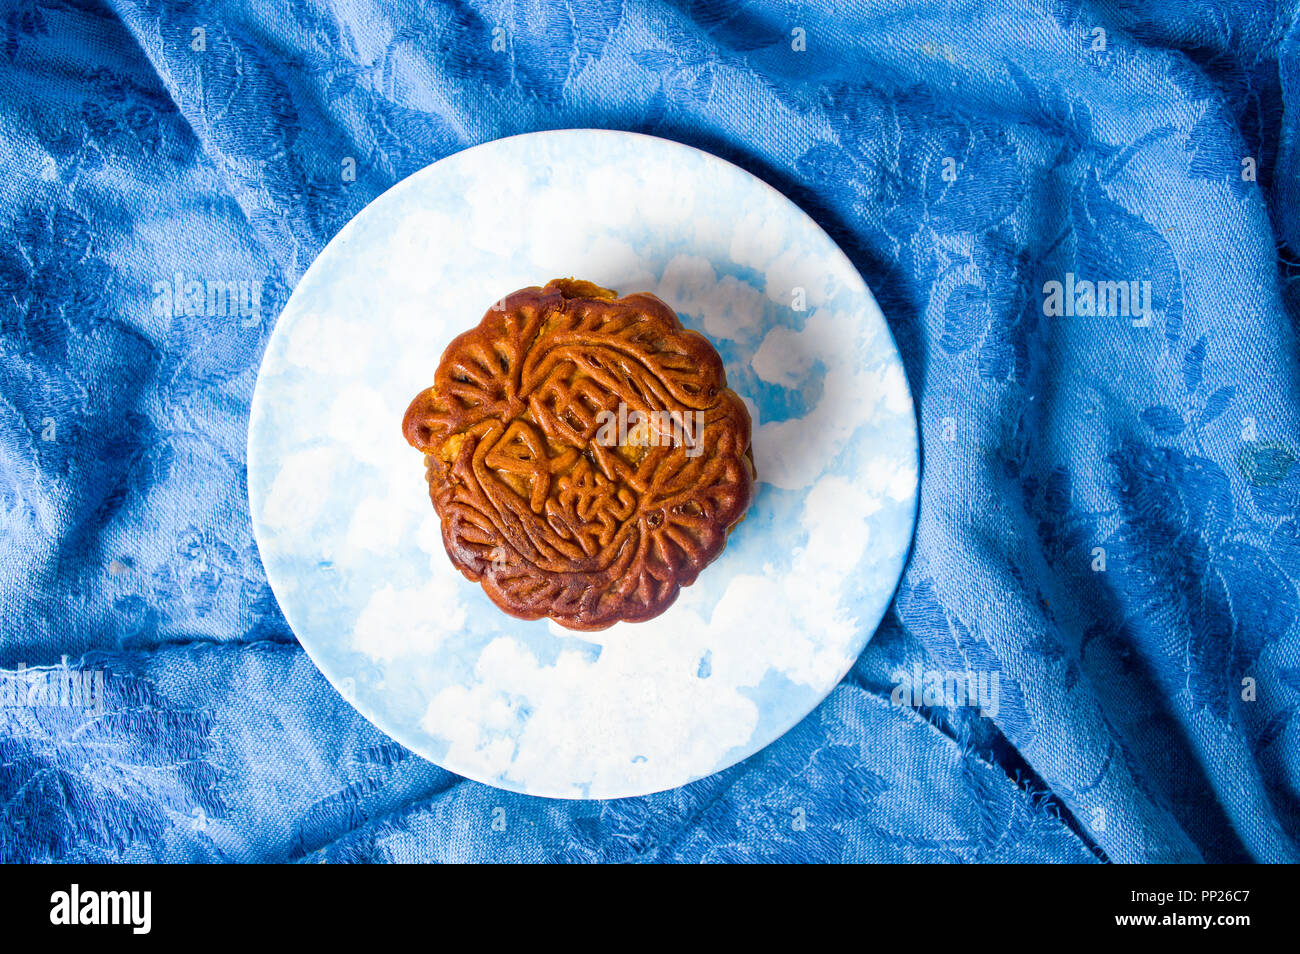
[2,0,1298,863]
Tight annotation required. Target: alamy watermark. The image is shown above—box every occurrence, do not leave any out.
[151,272,262,326]
[1,663,106,713]
[891,665,1000,718]
[50,884,150,934]
[1042,272,1152,325]
[593,402,704,458]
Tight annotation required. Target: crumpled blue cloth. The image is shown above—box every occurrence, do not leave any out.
[2,0,1298,863]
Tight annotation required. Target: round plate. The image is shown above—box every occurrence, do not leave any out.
[248,130,919,799]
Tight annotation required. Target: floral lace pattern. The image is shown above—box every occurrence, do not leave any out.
[1,0,1298,861]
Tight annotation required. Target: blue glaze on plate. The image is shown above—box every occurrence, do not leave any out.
[248,130,918,798]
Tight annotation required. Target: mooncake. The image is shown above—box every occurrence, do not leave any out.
[402,278,754,631]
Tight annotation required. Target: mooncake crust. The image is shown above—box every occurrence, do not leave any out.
[403,278,754,631]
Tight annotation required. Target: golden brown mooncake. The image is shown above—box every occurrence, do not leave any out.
[402,278,755,631]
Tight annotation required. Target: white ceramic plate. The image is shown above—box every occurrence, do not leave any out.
[248,130,918,798]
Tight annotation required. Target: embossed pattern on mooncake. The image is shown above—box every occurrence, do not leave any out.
[403,278,755,631]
